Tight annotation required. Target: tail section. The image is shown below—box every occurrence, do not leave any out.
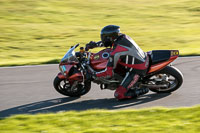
[148,50,179,73]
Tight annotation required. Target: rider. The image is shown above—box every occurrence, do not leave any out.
[86,25,149,100]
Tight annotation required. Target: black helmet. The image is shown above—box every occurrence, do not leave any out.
[101,25,120,47]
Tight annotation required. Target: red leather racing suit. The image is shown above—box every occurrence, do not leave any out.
[95,34,149,99]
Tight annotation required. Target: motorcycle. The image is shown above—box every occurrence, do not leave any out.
[53,43,183,97]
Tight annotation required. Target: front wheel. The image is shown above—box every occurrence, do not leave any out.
[147,66,183,93]
[53,76,91,97]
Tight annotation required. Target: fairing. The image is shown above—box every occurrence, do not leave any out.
[58,63,83,84]
[90,48,111,71]
[57,44,81,81]
[58,72,66,79]
[68,73,83,81]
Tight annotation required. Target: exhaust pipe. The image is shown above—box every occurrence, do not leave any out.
[140,84,168,89]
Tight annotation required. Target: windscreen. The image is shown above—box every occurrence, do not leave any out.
[61,44,79,63]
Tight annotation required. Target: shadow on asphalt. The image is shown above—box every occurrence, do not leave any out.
[0,93,171,118]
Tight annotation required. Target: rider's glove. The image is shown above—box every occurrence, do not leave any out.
[85,41,97,51]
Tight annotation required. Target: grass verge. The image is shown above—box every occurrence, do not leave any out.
[0,0,200,66]
[0,106,200,133]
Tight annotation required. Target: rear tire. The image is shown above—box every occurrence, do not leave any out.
[53,76,91,97]
[148,66,183,93]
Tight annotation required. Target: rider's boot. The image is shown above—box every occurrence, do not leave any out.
[114,86,149,100]
[114,85,132,100]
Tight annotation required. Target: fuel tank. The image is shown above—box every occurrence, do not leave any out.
[90,48,111,71]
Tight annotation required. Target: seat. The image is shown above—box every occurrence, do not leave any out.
[148,50,171,65]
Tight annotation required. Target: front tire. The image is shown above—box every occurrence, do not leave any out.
[148,66,183,93]
[53,76,91,97]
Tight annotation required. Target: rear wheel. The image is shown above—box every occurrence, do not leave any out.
[147,66,183,93]
[53,76,91,97]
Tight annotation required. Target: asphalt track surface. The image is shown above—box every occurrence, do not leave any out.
[0,57,200,117]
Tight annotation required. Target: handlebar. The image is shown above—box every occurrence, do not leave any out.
[75,43,80,48]
[96,41,103,45]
